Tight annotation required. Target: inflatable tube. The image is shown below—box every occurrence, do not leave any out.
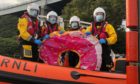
[39,31,102,70]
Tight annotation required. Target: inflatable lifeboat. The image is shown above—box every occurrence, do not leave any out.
[0,31,126,84]
[0,0,139,83]
[0,55,126,84]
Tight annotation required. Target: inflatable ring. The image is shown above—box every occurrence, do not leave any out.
[39,31,102,70]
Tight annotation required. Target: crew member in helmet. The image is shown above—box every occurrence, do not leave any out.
[17,3,42,61]
[69,16,80,31]
[69,16,86,33]
[41,11,65,40]
[85,7,117,71]
[59,16,84,68]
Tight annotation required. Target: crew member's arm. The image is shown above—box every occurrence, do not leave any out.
[58,26,65,34]
[80,27,86,33]
[105,24,117,45]
[85,25,92,32]
[58,26,65,32]
[17,18,33,41]
[85,25,92,35]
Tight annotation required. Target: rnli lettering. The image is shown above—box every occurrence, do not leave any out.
[1,58,10,67]
[23,62,31,72]
[12,60,21,70]
[0,58,38,73]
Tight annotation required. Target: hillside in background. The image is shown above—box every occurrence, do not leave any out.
[0,14,19,56]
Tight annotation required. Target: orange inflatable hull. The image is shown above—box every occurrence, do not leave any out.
[0,55,126,84]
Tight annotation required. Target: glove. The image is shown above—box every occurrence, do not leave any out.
[43,34,50,40]
[34,39,42,45]
[59,30,64,34]
[85,32,91,36]
[99,39,106,44]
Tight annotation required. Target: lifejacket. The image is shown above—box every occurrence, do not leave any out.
[41,22,58,37]
[92,22,109,39]
[21,13,39,36]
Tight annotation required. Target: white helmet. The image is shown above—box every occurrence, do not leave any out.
[93,7,106,20]
[46,11,58,21]
[69,16,80,30]
[69,16,80,24]
[27,3,39,17]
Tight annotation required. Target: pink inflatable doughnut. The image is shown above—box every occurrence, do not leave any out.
[39,31,102,70]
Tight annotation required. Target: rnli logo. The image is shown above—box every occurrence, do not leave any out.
[0,58,38,73]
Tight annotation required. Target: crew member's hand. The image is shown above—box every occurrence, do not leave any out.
[99,39,106,44]
[59,30,65,34]
[34,39,42,45]
[43,34,50,40]
[85,32,91,36]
